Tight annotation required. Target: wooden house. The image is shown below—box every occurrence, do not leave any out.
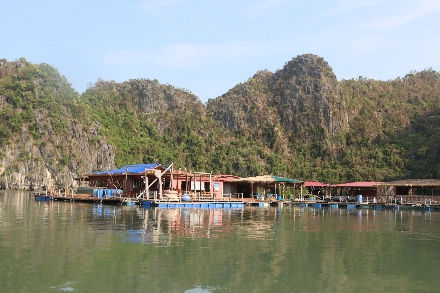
[376,179,440,204]
[331,182,383,201]
[87,163,241,199]
[304,181,330,198]
[230,175,303,200]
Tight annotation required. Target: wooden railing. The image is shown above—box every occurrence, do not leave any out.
[379,195,440,204]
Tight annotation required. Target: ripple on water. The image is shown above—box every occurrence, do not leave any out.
[50,281,80,292]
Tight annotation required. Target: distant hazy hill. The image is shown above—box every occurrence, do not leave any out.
[0,55,439,190]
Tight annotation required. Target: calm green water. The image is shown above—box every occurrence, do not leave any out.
[1,191,440,292]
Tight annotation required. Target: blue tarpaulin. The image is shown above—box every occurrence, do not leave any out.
[93,164,159,175]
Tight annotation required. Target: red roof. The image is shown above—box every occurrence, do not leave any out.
[332,182,383,188]
[304,181,329,187]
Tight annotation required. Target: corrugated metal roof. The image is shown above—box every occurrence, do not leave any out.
[377,179,440,187]
[332,182,383,188]
[233,175,275,183]
[233,175,302,184]
[91,163,160,175]
[271,176,303,183]
[304,181,329,187]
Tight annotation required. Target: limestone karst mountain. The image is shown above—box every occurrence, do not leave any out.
[1,55,439,190]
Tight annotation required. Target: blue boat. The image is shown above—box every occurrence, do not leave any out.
[34,195,51,201]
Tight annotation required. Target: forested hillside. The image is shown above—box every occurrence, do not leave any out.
[207,54,440,182]
[0,58,115,190]
[0,55,439,190]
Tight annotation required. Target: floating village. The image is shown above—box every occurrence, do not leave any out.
[34,163,440,211]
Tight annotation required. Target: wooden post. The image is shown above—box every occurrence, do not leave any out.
[124,166,128,196]
[158,174,162,199]
[170,165,173,191]
[146,175,149,199]
[193,172,196,199]
[210,173,213,198]
[199,173,202,200]
[144,169,148,199]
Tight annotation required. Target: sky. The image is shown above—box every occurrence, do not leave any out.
[2,0,440,102]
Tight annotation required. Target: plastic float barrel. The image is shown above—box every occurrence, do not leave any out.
[181,194,191,202]
[141,201,153,207]
[276,195,282,201]
[105,189,112,198]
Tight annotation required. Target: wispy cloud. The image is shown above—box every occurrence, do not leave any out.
[361,0,440,29]
[103,41,273,68]
[325,0,390,15]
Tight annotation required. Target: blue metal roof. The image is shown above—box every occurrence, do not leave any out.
[93,163,159,175]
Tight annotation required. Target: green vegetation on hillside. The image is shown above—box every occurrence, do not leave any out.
[0,55,439,188]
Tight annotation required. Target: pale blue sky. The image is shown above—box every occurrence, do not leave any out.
[2,0,440,102]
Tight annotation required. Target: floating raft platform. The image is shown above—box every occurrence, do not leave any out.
[140,199,245,208]
[285,201,440,211]
[270,200,387,209]
[33,193,125,204]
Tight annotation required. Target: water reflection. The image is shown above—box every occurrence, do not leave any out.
[121,208,246,245]
[85,205,440,246]
[3,192,440,293]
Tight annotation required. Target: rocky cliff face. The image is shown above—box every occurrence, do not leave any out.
[0,119,114,191]
[206,54,349,154]
[0,59,115,190]
[272,54,348,140]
